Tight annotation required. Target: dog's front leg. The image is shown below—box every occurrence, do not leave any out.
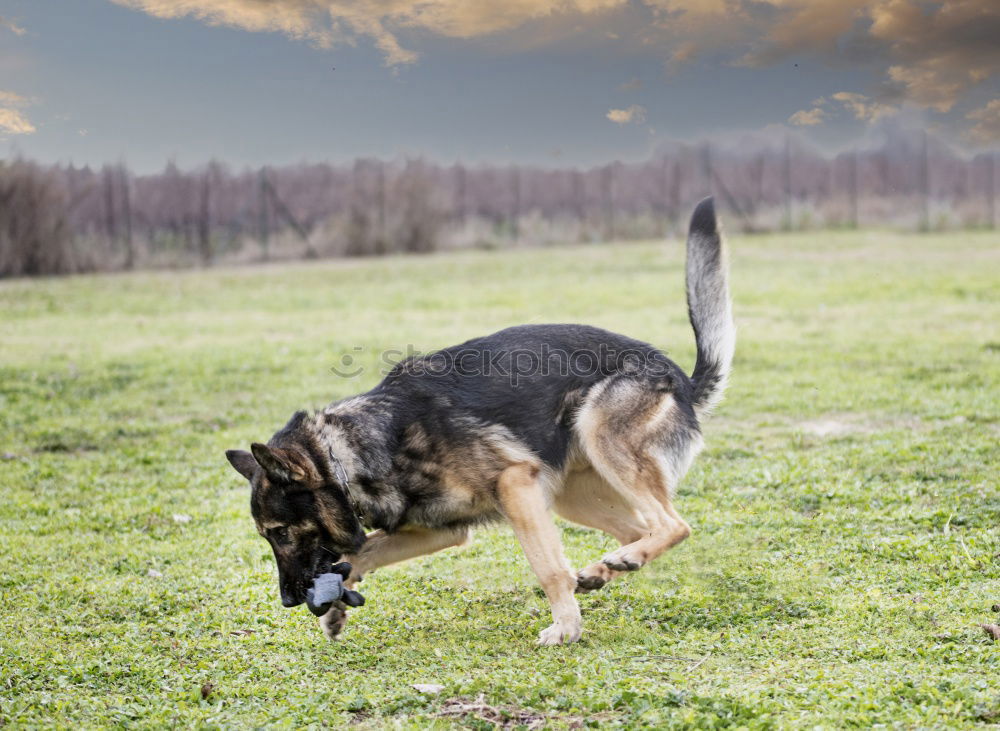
[346,526,471,583]
[497,463,582,645]
[319,601,349,639]
[319,527,470,640]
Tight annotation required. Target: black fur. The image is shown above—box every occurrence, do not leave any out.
[377,324,691,469]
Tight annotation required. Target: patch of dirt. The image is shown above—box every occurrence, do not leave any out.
[437,695,603,729]
[799,418,868,438]
[716,412,992,442]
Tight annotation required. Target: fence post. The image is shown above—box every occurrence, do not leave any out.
[701,143,712,198]
[119,166,134,269]
[783,134,792,231]
[920,129,930,231]
[603,164,614,241]
[103,167,117,252]
[258,168,269,261]
[454,164,466,225]
[375,160,386,254]
[199,172,211,264]
[849,149,858,229]
[510,166,520,242]
[989,152,996,230]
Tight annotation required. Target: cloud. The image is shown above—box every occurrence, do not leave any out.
[655,0,998,114]
[0,90,29,107]
[867,0,998,113]
[0,108,35,135]
[966,99,1000,144]
[0,89,35,135]
[788,107,825,126]
[607,104,646,124]
[0,15,26,35]
[110,0,625,65]
[109,1,999,117]
[830,92,896,122]
[789,92,897,128]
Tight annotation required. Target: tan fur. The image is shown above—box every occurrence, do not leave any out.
[344,526,471,583]
[569,382,693,580]
[497,463,582,646]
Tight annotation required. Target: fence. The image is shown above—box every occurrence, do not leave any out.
[1,132,998,276]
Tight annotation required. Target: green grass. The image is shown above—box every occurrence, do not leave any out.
[1,229,999,728]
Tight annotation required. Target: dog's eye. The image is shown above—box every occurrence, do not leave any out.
[271,526,290,544]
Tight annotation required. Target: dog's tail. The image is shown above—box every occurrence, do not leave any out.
[685,197,735,418]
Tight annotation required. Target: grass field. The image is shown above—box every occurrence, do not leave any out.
[1,229,999,728]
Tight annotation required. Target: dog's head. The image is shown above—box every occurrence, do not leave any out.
[225,413,365,608]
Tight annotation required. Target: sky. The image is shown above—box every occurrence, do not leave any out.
[1,0,998,171]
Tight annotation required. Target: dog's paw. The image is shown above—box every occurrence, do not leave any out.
[575,574,606,593]
[537,620,582,646]
[319,602,348,640]
[601,549,644,572]
[576,562,622,593]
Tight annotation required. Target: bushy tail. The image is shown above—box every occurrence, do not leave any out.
[685,197,735,417]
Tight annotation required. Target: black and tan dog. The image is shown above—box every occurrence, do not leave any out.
[226,197,734,645]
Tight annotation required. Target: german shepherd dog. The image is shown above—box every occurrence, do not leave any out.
[225,197,734,645]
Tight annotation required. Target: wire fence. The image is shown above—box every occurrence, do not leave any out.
[2,132,998,276]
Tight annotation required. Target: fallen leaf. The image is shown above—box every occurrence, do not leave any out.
[230,629,255,637]
[200,682,214,700]
[412,683,444,694]
[980,624,1000,641]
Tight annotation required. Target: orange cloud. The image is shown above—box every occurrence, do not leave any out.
[110,1,999,125]
[111,0,625,65]
[0,108,35,135]
[830,92,896,122]
[788,107,825,126]
[607,105,646,124]
[0,90,35,135]
[966,99,1000,144]
[0,15,26,35]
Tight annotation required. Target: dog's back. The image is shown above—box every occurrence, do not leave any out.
[375,323,691,470]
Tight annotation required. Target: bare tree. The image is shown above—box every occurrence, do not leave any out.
[0,160,74,276]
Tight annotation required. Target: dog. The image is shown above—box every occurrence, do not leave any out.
[225,197,734,645]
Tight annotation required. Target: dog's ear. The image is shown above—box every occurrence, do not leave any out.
[250,442,306,483]
[226,449,257,481]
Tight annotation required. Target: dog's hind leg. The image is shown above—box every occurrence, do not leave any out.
[553,468,648,592]
[588,452,691,574]
[574,387,696,579]
[497,463,582,646]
